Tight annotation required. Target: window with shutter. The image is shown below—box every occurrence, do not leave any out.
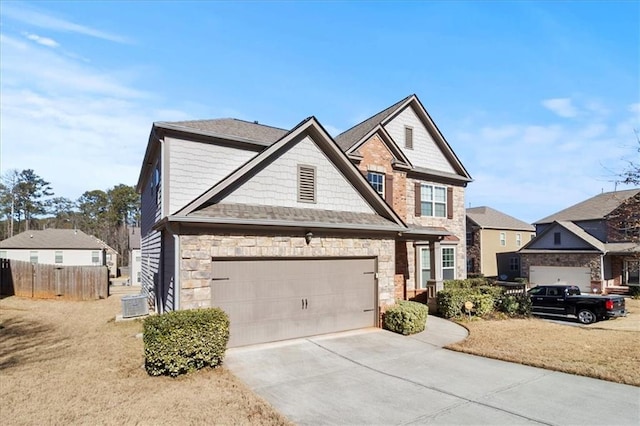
[298,165,316,203]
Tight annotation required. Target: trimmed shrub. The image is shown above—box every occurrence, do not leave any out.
[143,308,230,377]
[384,300,428,335]
[629,285,640,299]
[443,278,491,290]
[496,293,532,317]
[437,288,501,319]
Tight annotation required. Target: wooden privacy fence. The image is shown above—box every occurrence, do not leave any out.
[0,258,109,300]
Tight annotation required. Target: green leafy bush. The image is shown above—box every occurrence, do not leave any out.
[437,287,503,319]
[143,308,230,377]
[383,300,428,335]
[497,294,532,316]
[629,285,640,299]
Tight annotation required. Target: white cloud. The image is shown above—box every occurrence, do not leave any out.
[2,3,130,44]
[0,32,156,199]
[541,97,579,118]
[24,32,59,48]
[456,103,639,223]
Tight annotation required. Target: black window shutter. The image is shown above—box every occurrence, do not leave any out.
[414,182,421,216]
[385,174,394,205]
[447,187,453,219]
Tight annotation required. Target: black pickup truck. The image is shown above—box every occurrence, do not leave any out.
[527,285,626,324]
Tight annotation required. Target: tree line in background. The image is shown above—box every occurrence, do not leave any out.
[0,169,140,266]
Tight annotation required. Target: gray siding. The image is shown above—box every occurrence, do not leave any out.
[529,226,593,250]
[383,106,455,174]
[141,157,163,310]
[167,137,256,214]
[225,136,374,213]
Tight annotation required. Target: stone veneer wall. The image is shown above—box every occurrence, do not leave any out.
[520,253,602,281]
[178,233,396,312]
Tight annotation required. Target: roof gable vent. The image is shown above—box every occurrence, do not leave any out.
[297,165,316,203]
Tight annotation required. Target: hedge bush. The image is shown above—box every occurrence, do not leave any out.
[143,308,230,377]
[383,300,428,335]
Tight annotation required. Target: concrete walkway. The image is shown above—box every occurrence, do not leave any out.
[225,316,640,425]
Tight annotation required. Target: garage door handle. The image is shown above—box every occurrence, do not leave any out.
[363,309,375,312]
[301,298,308,309]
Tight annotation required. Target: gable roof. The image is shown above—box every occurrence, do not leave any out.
[536,189,640,224]
[520,220,606,253]
[335,94,472,182]
[167,116,407,232]
[466,206,534,231]
[335,95,413,151]
[0,229,105,250]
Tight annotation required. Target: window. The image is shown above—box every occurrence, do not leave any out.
[367,172,384,197]
[137,272,141,283]
[509,256,519,272]
[554,232,561,245]
[626,260,639,285]
[467,257,475,273]
[55,251,63,264]
[466,232,473,246]
[499,232,506,246]
[106,253,112,261]
[404,126,413,149]
[420,184,446,217]
[418,246,431,289]
[92,251,100,264]
[30,251,38,263]
[516,233,522,247]
[297,165,316,203]
[442,247,455,280]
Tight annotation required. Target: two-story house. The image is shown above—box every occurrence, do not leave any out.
[519,189,640,294]
[466,206,535,279]
[137,95,471,347]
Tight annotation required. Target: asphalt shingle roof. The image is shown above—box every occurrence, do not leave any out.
[466,206,534,231]
[536,189,640,224]
[334,95,413,151]
[190,203,397,228]
[161,118,288,145]
[0,229,105,249]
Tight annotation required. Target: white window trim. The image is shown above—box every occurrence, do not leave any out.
[420,184,447,218]
[516,233,522,247]
[442,246,456,280]
[367,171,385,198]
[500,232,506,246]
[418,246,431,289]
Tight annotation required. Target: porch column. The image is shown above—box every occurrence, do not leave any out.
[432,240,443,292]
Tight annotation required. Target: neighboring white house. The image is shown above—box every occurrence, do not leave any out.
[0,229,110,267]
[129,227,142,285]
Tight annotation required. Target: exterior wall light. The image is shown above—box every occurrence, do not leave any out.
[305,231,313,245]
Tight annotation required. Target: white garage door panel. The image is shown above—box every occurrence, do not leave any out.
[211,258,376,347]
[529,266,592,293]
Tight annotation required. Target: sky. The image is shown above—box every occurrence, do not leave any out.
[1,0,639,224]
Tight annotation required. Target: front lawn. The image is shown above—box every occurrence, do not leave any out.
[446,298,640,386]
[0,294,291,425]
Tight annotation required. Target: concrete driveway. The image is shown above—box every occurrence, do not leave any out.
[225,316,640,425]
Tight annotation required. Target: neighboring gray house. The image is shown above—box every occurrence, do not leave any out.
[520,189,640,294]
[0,229,109,267]
[137,95,471,347]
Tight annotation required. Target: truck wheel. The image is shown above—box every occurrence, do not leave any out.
[577,309,596,324]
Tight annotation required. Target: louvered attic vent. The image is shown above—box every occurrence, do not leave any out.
[298,165,316,203]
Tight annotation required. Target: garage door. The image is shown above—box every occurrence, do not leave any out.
[211,257,377,347]
[529,266,592,293]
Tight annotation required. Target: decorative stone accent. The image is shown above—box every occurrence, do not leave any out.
[179,233,396,312]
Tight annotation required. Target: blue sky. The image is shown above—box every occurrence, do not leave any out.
[1,0,638,223]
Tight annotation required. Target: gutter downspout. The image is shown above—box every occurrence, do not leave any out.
[600,253,605,294]
[166,222,180,311]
